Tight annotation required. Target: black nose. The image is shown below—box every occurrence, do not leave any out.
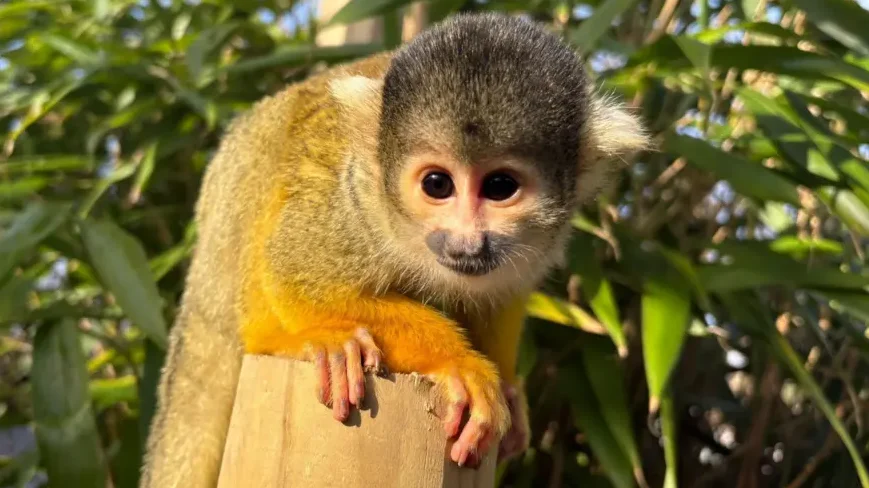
[444,234,487,259]
[425,230,489,259]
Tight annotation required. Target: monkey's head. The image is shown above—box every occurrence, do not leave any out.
[332,13,649,298]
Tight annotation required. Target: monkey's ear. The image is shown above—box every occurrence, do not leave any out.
[329,76,384,155]
[577,93,653,202]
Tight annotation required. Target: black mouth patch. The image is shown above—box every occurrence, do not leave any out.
[437,255,499,276]
[426,229,509,277]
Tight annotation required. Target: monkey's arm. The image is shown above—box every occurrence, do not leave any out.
[470,296,531,461]
[241,268,509,466]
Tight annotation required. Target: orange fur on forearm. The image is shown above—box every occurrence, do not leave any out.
[240,190,498,380]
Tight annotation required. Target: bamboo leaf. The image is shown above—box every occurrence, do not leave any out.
[659,394,678,488]
[818,290,869,323]
[580,337,645,486]
[0,155,96,173]
[89,376,137,411]
[186,22,241,84]
[224,44,384,74]
[568,233,627,355]
[31,320,108,488]
[792,0,869,56]
[526,291,606,334]
[559,361,636,488]
[664,132,800,205]
[324,0,417,28]
[138,340,166,452]
[0,201,72,282]
[41,33,102,66]
[571,0,641,51]
[80,219,168,348]
[642,265,691,412]
[698,240,869,292]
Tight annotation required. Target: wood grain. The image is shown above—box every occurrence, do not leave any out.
[217,355,496,488]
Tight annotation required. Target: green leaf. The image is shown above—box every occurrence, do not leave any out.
[0,177,50,201]
[31,320,108,488]
[816,186,869,237]
[579,337,645,486]
[324,0,417,27]
[698,240,869,292]
[713,45,869,91]
[819,290,869,323]
[694,21,802,45]
[171,11,193,41]
[129,143,158,205]
[80,219,168,348]
[568,232,627,355]
[631,39,869,91]
[659,394,678,488]
[186,22,241,84]
[664,132,800,205]
[768,236,843,258]
[41,33,103,66]
[526,291,606,334]
[6,75,88,144]
[428,0,465,23]
[224,44,384,74]
[0,0,64,16]
[149,222,196,281]
[674,36,711,73]
[89,376,137,411]
[570,0,640,51]
[792,0,869,56]
[559,361,636,488]
[108,415,142,488]
[0,155,96,173]
[138,340,166,452]
[0,201,72,282]
[77,161,139,218]
[642,264,691,411]
[0,275,32,325]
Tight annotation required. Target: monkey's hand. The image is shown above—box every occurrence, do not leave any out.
[303,328,384,421]
[428,353,511,467]
[243,291,510,467]
[498,380,530,462]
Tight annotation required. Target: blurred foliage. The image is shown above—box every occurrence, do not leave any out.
[2,0,869,487]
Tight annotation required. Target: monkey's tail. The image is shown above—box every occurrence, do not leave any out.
[139,299,242,488]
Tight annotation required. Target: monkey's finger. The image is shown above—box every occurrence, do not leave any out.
[450,417,489,467]
[344,340,364,407]
[441,375,469,438]
[312,347,330,405]
[354,328,384,375]
[329,351,350,421]
[465,431,494,469]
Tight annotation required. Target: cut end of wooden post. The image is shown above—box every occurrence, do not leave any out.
[217,354,497,488]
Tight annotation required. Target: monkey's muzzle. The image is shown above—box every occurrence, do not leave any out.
[425,230,502,276]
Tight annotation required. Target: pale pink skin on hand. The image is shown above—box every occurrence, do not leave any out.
[316,332,524,469]
[312,328,383,421]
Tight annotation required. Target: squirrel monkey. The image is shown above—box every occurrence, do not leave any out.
[140,12,648,487]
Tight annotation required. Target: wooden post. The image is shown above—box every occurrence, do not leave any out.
[216,355,497,487]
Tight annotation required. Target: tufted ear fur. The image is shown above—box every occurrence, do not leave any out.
[577,90,652,203]
[329,75,384,161]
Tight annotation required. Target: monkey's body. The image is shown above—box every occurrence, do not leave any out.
[141,52,520,487]
[141,14,647,487]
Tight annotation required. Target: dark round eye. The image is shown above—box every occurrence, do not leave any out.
[481,173,519,201]
[421,172,454,199]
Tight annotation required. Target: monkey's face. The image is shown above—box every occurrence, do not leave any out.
[388,148,570,293]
